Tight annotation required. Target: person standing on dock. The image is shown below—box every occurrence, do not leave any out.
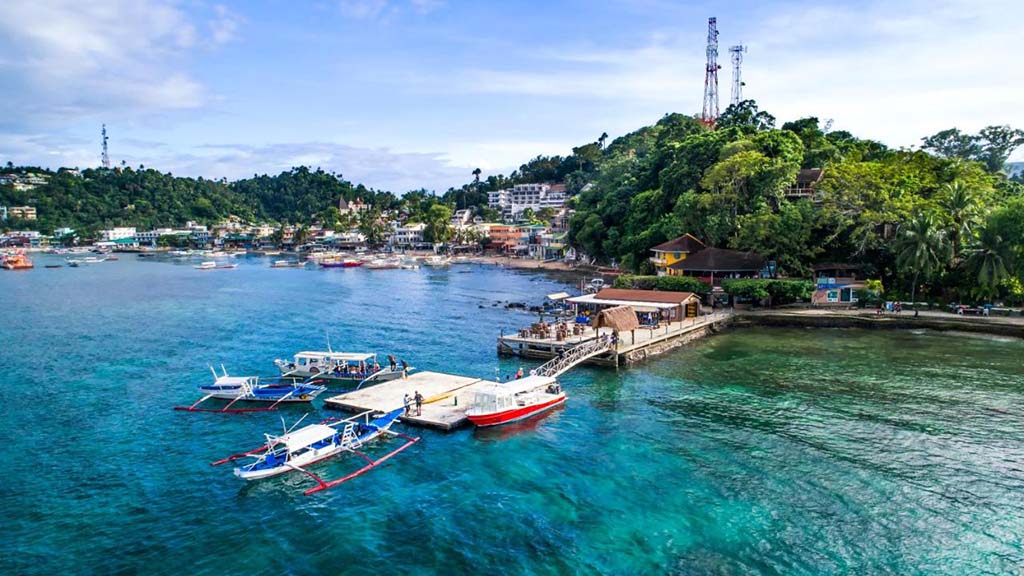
[403,393,412,415]
[414,390,424,416]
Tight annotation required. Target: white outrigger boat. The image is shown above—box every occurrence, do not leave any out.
[175,366,328,413]
[274,351,411,385]
[195,261,237,270]
[211,409,420,495]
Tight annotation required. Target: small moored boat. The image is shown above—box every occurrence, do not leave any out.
[2,250,34,270]
[320,258,362,268]
[175,366,327,413]
[466,375,566,427]
[274,351,411,384]
[211,409,420,495]
[195,261,237,270]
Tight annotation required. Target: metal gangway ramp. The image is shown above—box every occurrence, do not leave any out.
[530,336,612,378]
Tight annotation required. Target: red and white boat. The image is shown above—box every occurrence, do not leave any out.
[465,375,566,427]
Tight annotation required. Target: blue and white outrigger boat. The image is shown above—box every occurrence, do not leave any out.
[211,409,420,495]
[174,366,328,413]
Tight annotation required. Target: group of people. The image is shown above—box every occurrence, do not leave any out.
[386,355,409,372]
[403,390,425,416]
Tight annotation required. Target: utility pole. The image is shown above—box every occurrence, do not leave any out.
[701,17,721,128]
[729,45,746,106]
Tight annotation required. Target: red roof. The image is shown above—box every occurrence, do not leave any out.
[593,288,697,304]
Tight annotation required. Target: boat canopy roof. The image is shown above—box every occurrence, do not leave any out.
[214,376,253,386]
[281,424,337,451]
[474,375,557,399]
[294,351,375,361]
[546,292,571,301]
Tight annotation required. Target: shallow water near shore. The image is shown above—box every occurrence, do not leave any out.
[2,256,1023,575]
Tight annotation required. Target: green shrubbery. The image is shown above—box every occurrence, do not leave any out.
[613,274,711,294]
[720,278,814,306]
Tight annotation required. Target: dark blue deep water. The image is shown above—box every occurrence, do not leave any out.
[2,256,1023,575]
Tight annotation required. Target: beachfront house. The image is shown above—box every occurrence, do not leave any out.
[812,263,865,306]
[393,222,427,249]
[649,233,705,276]
[667,247,766,285]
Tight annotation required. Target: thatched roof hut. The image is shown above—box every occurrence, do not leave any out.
[596,305,640,332]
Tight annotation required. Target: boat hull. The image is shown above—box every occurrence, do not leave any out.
[467,394,566,427]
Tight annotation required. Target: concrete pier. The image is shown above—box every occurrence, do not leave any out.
[323,371,498,431]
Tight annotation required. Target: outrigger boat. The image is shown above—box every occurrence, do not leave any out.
[211,409,420,495]
[320,258,362,268]
[465,375,566,427]
[274,351,410,384]
[174,366,327,413]
[195,261,237,270]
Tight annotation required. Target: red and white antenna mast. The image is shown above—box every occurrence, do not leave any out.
[701,17,721,128]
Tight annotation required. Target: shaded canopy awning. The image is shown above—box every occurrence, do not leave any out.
[596,305,640,332]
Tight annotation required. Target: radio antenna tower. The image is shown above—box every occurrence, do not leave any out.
[101,124,110,168]
[701,17,721,128]
[729,44,746,106]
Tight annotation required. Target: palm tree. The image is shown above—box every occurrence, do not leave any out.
[939,181,981,263]
[965,221,1012,301]
[472,168,481,185]
[895,213,950,311]
[598,132,608,149]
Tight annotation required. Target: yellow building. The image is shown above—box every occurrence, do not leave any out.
[649,234,704,276]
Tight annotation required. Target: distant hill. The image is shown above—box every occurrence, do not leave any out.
[1007,161,1024,178]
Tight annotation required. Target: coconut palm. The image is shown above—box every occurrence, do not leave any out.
[598,132,608,149]
[895,213,950,310]
[965,221,1012,301]
[939,181,981,263]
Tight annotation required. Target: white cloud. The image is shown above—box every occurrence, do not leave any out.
[0,0,238,128]
[453,0,1024,155]
[209,5,241,46]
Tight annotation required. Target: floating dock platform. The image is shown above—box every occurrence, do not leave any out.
[323,371,496,431]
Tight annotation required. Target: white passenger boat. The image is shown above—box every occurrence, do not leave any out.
[211,409,420,495]
[466,376,566,427]
[274,351,410,384]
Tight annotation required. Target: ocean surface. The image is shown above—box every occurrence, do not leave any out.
[2,256,1023,575]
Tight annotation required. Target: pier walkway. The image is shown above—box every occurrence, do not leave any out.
[530,337,612,377]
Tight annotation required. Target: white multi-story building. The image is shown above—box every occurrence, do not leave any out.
[185,221,210,245]
[487,183,568,221]
[451,209,473,227]
[135,228,176,246]
[100,227,136,241]
[392,223,427,247]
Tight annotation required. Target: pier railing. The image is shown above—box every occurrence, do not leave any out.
[531,336,612,378]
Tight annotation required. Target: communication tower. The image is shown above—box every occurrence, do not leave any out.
[701,17,721,128]
[729,45,746,106]
[101,124,110,169]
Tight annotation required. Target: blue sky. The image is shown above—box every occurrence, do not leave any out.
[1,0,1021,192]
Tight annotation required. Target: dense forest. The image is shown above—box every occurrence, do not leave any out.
[563,102,1024,304]
[0,165,397,235]
[3,100,1023,304]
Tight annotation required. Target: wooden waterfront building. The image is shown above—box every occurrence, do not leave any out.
[568,288,703,325]
[667,247,765,286]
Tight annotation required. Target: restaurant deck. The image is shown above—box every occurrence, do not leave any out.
[322,370,498,431]
[497,310,733,365]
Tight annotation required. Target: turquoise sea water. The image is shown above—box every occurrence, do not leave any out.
[2,256,1023,575]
